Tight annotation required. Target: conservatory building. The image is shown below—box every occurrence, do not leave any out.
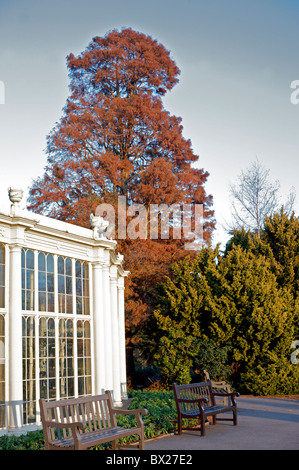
[0,189,129,434]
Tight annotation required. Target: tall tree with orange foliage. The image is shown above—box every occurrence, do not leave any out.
[27,28,214,382]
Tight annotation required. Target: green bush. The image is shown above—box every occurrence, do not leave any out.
[0,430,44,450]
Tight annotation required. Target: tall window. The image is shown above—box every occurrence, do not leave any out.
[0,245,5,308]
[77,320,92,396]
[21,251,92,425]
[76,261,90,315]
[22,249,35,311]
[39,317,56,400]
[58,257,73,314]
[0,314,5,427]
[22,316,36,424]
[38,253,54,312]
[59,319,74,399]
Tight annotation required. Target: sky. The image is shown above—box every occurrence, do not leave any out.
[0,0,298,248]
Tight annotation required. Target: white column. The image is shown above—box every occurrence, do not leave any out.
[110,265,121,406]
[118,275,128,399]
[8,244,23,429]
[92,258,106,394]
[102,263,113,391]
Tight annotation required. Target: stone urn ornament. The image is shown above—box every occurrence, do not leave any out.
[8,188,24,215]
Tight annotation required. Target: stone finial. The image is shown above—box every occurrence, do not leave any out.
[8,188,24,216]
[8,188,23,205]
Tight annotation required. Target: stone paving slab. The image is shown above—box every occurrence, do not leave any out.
[144,396,299,450]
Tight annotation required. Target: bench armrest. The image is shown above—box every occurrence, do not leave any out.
[44,420,87,446]
[111,407,148,427]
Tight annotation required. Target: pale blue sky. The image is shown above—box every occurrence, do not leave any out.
[0,0,298,246]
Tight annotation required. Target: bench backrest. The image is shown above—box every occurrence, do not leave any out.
[40,391,116,441]
[172,381,215,413]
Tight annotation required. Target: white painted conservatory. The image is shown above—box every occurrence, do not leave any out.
[0,189,128,434]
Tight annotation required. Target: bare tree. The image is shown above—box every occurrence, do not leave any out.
[227,159,296,236]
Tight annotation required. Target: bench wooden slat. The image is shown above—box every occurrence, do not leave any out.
[39,391,148,450]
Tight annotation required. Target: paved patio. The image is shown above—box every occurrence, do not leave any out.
[144,396,299,450]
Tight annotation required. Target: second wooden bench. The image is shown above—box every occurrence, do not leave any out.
[172,380,239,437]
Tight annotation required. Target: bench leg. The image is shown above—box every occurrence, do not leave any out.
[178,414,183,435]
[233,408,237,426]
[139,434,145,450]
[200,411,206,437]
[112,440,118,450]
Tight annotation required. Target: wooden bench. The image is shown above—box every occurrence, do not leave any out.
[172,381,239,437]
[39,391,148,450]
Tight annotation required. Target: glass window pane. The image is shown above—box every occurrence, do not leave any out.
[66,339,73,357]
[39,318,47,336]
[76,297,82,315]
[78,358,84,375]
[38,252,45,271]
[47,273,54,293]
[48,293,54,312]
[65,277,72,295]
[84,298,90,316]
[38,292,46,312]
[58,294,65,313]
[86,376,92,395]
[49,359,56,377]
[65,258,72,276]
[76,278,82,296]
[47,254,54,273]
[38,272,46,292]
[77,321,83,337]
[48,338,55,357]
[83,279,89,297]
[58,275,65,294]
[78,377,84,396]
[26,270,34,290]
[26,250,34,269]
[66,319,73,337]
[66,296,73,314]
[77,339,83,357]
[84,339,91,357]
[75,260,81,277]
[49,380,56,399]
[48,318,55,336]
[58,257,64,274]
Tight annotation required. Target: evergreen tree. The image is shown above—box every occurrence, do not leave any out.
[151,241,299,394]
